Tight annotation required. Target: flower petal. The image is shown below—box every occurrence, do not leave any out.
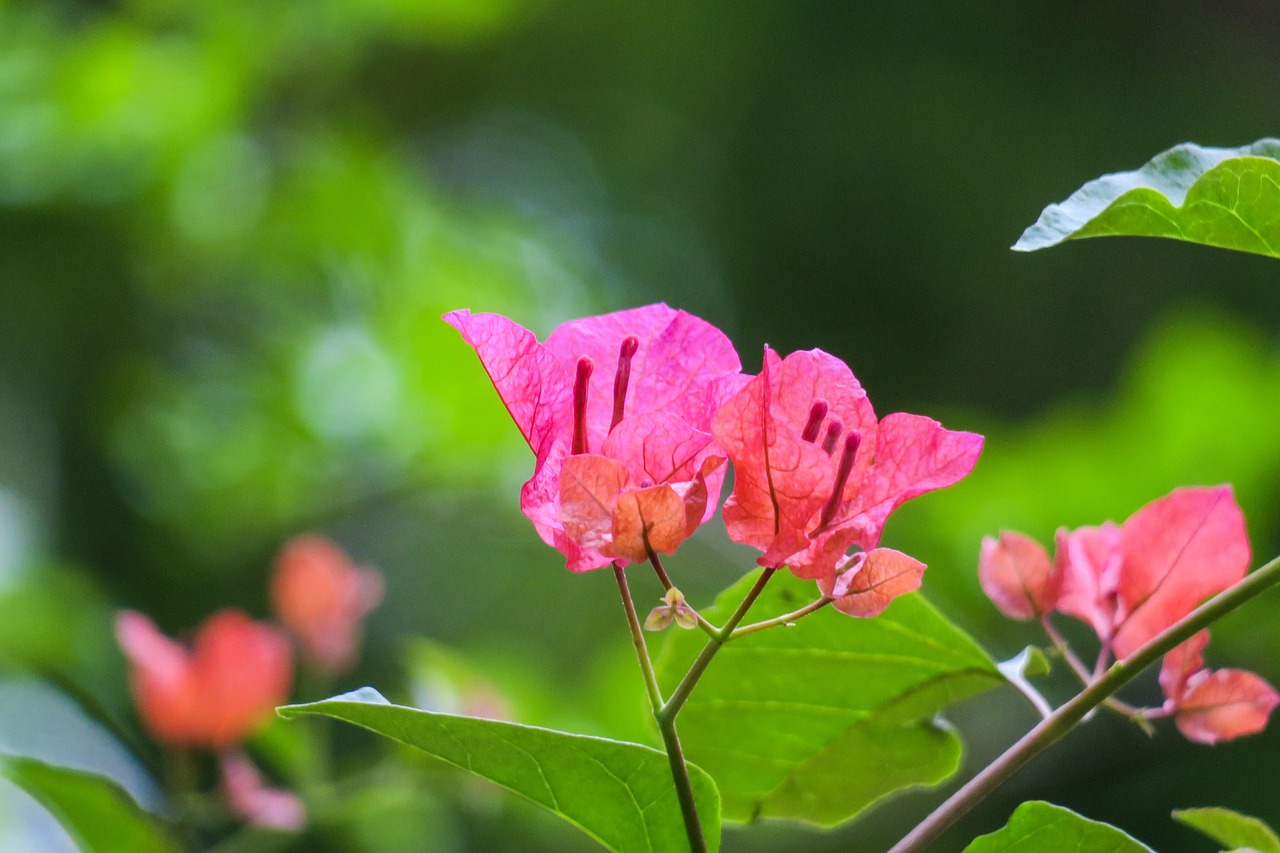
[1159,630,1209,708]
[443,310,570,453]
[979,531,1059,620]
[1112,486,1250,659]
[610,484,691,561]
[558,454,628,557]
[545,304,743,438]
[838,413,984,549]
[1175,668,1280,744]
[1053,523,1123,642]
[818,548,926,618]
[713,349,833,567]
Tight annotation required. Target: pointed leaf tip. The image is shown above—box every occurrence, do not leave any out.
[1014,138,1280,259]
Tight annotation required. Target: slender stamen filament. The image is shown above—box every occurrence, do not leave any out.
[800,399,829,443]
[611,335,640,431]
[821,419,844,455]
[572,357,594,455]
[813,431,861,533]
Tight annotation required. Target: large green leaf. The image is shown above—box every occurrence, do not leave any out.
[280,688,720,853]
[0,757,175,853]
[653,571,1002,826]
[964,801,1154,852]
[1014,139,1280,258]
[1173,807,1280,853]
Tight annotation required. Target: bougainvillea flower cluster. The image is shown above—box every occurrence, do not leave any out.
[271,534,385,674]
[980,486,1249,656]
[979,485,1278,743]
[448,304,981,616]
[445,305,747,572]
[115,609,293,749]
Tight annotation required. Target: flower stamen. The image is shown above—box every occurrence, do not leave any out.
[813,431,861,534]
[821,419,844,455]
[572,356,594,455]
[611,335,640,431]
[800,399,829,443]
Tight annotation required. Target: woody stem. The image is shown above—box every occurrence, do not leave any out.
[889,551,1280,853]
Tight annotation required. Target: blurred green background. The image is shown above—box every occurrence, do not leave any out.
[2,1,1280,850]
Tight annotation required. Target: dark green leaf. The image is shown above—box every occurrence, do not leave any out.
[1014,139,1280,258]
[964,801,1154,852]
[654,571,1002,826]
[1173,807,1280,853]
[280,688,720,853]
[1,757,175,853]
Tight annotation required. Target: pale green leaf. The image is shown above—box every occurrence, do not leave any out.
[654,571,1002,826]
[1173,807,1280,853]
[1,757,175,853]
[1014,139,1280,258]
[965,801,1154,852]
[280,688,719,853]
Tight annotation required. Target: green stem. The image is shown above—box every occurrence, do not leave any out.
[889,551,1280,853]
[731,595,832,639]
[660,568,776,722]
[658,714,706,853]
[613,564,664,715]
[614,562,706,853]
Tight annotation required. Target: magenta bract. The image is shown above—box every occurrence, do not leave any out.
[713,347,983,590]
[445,304,745,571]
[1160,630,1279,744]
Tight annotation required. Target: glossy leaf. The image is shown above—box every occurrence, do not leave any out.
[654,571,1001,825]
[1014,139,1280,258]
[964,801,1154,852]
[280,688,721,853]
[1173,806,1280,853]
[0,757,175,853]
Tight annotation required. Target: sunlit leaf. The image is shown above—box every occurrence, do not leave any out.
[654,571,1002,826]
[1173,806,1280,853]
[1014,139,1280,258]
[0,757,175,853]
[964,801,1153,852]
[280,688,720,853]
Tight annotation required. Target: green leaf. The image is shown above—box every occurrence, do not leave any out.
[280,688,720,853]
[0,756,175,853]
[1173,807,1280,853]
[964,801,1154,852]
[1014,139,1280,258]
[654,571,1002,826]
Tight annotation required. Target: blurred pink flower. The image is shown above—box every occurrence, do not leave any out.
[712,347,982,598]
[115,609,292,749]
[445,304,745,571]
[270,534,383,674]
[219,750,305,831]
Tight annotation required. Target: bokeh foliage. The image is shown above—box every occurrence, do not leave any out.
[3,1,1280,851]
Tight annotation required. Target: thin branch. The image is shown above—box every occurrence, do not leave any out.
[889,550,1280,853]
[659,568,777,722]
[613,563,663,715]
[731,596,833,639]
